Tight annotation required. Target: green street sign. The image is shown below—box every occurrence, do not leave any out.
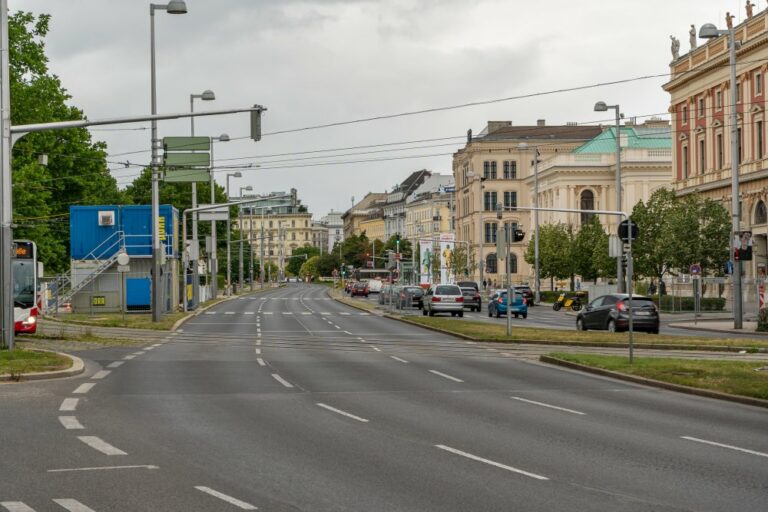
[164,168,211,183]
[163,136,210,151]
[164,152,211,168]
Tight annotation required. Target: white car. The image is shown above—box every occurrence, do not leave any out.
[422,284,464,317]
[367,279,383,293]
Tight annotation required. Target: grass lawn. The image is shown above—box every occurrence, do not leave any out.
[329,289,378,312]
[546,352,768,400]
[0,349,71,376]
[403,317,768,350]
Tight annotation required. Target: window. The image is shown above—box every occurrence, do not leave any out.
[580,190,595,224]
[682,106,688,123]
[462,163,469,186]
[738,127,742,164]
[305,233,309,240]
[269,220,273,228]
[757,73,763,95]
[682,144,689,179]
[716,90,722,109]
[485,254,498,274]
[292,220,296,227]
[737,82,742,103]
[503,191,517,210]
[503,160,517,179]
[292,233,296,240]
[758,120,764,159]
[698,138,706,174]
[484,222,498,243]
[483,191,498,211]
[717,133,724,169]
[483,161,497,180]
[698,97,704,117]
[756,201,768,225]
[506,254,518,274]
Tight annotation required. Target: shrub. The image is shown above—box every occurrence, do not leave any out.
[758,308,768,332]
[652,296,725,311]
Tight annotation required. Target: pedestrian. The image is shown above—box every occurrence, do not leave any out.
[575,280,581,291]
[659,280,666,296]
[482,279,487,290]
[648,280,657,296]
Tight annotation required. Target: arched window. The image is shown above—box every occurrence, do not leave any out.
[580,190,595,224]
[506,253,518,274]
[486,253,498,274]
[756,200,768,225]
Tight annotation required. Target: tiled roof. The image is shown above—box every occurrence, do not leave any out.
[476,125,603,141]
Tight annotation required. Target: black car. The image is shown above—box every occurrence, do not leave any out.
[397,286,424,309]
[576,294,659,334]
[456,281,479,291]
[460,286,482,312]
[513,285,535,306]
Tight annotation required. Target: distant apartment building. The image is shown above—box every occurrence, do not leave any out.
[320,210,344,251]
[405,173,454,242]
[383,169,432,240]
[342,192,386,239]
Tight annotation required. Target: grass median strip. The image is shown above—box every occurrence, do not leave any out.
[0,348,71,376]
[402,317,768,351]
[546,352,768,400]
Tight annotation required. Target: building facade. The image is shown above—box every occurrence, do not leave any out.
[320,210,344,251]
[342,192,386,239]
[383,169,432,240]
[405,173,454,242]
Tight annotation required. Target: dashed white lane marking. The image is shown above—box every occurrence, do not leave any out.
[391,356,409,363]
[320,312,331,315]
[58,416,84,430]
[106,361,124,369]
[194,486,257,510]
[334,325,341,329]
[681,436,768,458]
[151,343,162,348]
[59,398,79,412]
[144,346,155,351]
[255,348,261,355]
[123,355,135,360]
[131,351,145,356]
[0,502,36,512]
[73,383,95,394]
[316,403,369,423]
[428,370,464,383]
[263,312,273,315]
[435,445,548,481]
[256,339,262,345]
[256,358,266,367]
[47,465,158,473]
[282,312,293,315]
[343,330,352,335]
[52,498,97,511]
[225,312,235,315]
[91,370,111,380]
[301,312,312,315]
[339,312,351,316]
[205,311,216,315]
[77,436,127,456]
[176,329,184,333]
[511,397,586,416]
[372,347,381,352]
[244,311,255,315]
[271,374,294,388]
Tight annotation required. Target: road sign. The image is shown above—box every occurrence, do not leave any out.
[689,263,702,275]
[163,136,211,152]
[198,205,229,221]
[608,235,623,258]
[618,219,639,243]
[496,227,507,260]
[164,168,211,183]
[394,252,402,261]
[164,152,211,168]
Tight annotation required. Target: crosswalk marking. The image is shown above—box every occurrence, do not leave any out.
[53,499,97,512]
[1,501,36,511]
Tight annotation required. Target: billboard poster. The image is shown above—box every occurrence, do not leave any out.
[439,233,455,284]
[419,239,433,285]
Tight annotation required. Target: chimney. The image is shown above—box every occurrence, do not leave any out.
[537,119,546,127]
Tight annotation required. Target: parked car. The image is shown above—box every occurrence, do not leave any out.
[576,294,659,334]
[367,279,383,294]
[487,289,528,319]
[397,286,424,309]
[379,284,401,305]
[456,281,479,291]
[460,286,482,312]
[378,284,391,304]
[422,284,464,317]
[513,285,535,306]
[350,282,369,297]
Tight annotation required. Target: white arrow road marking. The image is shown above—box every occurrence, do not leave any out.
[428,370,464,383]
[435,445,549,480]
[681,436,768,458]
[511,397,586,416]
[77,436,127,456]
[59,398,79,412]
[194,487,257,510]
[52,499,97,512]
[316,403,369,423]
[58,416,84,430]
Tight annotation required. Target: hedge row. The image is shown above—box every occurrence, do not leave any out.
[652,296,726,311]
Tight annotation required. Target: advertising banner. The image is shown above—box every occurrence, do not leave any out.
[439,233,455,284]
[419,239,433,285]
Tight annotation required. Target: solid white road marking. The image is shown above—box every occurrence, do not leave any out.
[255,348,261,355]
[52,499,97,512]
[511,397,586,416]
[47,465,158,473]
[390,356,409,363]
[256,358,266,367]
[271,374,294,388]
[205,312,216,315]
[681,436,768,458]
[0,502,36,512]
[59,398,79,412]
[123,355,135,360]
[91,370,111,380]
[73,383,95,394]
[58,416,84,430]
[316,403,369,423]
[436,445,549,480]
[194,486,257,510]
[77,436,127,456]
[343,330,352,335]
[429,370,464,383]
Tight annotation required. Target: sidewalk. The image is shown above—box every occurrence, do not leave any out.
[668,320,768,336]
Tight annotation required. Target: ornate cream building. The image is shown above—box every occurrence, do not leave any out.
[404,173,454,242]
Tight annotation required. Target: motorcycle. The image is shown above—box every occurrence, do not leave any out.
[552,291,585,311]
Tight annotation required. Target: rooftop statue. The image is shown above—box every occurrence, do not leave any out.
[689,24,697,50]
[746,1,755,19]
[670,35,680,60]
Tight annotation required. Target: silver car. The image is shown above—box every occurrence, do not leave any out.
[422,284,464,317]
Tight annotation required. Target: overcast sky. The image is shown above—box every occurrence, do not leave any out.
[9,0,758,217]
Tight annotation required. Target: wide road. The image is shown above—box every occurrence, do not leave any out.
[1,284,767,511]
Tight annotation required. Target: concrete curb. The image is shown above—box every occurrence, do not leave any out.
[384,315,765,353]
[539,355,768,410]
[327,290,384,316]
[668,322,768,337]
[0,349,85,382]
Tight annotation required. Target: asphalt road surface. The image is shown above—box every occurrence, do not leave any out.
[1,284,767,511]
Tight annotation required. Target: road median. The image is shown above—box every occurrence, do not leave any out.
[0,348,83,382]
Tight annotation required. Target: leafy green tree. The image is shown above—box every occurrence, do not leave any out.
[449,244,476,278]
[382,234,412,260]
[573,217,610,283]
[286,246,320,276]
[335,232,369,268]
[299,256,320,279]
[525,223,577,288]
[631,188,677,281]
[316,253,339,277]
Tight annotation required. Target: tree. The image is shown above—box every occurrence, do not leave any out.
[9,12,126,273]
[449,244,477,278]
[299,256,320,279]
[631,188,677,281]
[573,217,610,283]
[286,246,320,276]
[525,223,577,288]
[382,234,412,261]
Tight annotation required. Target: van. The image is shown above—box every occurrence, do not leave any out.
[367,279,383,293]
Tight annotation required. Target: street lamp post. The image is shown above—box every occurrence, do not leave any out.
[189,89,215,303]
[519,143,541,303]
[150,0,187,321]
[225,171,243,296]
[594,100,624,293]
[700,22,743,329]
[239,185,253,291]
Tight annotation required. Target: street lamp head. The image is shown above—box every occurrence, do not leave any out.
[200,89,215,101]
[699,23,721,39]
[218,133,231,142]
[166,0,188,14]
[244,185,253,191]
[233,171,243,178]
[594,101,609,112]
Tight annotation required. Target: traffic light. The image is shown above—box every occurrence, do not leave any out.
[512,229,525,242]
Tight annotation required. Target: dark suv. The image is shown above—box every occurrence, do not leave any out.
[513,285,534,306]
[576,294,659,334]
